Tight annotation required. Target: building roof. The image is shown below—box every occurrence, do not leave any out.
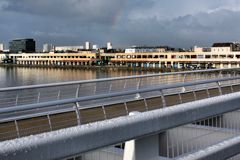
[212,43,233,47]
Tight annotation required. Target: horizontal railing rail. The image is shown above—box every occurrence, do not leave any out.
[0,67,238,92]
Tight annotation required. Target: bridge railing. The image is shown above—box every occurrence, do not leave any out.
[0,68,239,109]
[2,92,240,160]
[0,75,240,141]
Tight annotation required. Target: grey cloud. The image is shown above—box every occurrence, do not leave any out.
[0,0,240,49]
[2,0,126,25]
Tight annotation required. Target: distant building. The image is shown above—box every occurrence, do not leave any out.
[125,46,167,53]
[107,42,113,50]
[43,43,54,53]
[9,38,35,53]
[55,46,84,52]
[85,42,92,50]
[210,42,240,52]
[92,45,98,50]
[0,43,3,51]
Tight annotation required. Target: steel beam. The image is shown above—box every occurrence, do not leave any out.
[178,135,240,160]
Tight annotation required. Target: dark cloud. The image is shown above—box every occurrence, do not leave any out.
[0,0,240,49]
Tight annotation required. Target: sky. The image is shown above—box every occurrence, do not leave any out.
[1,0,240,49]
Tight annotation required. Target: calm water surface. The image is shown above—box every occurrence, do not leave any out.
[0,66,155,88]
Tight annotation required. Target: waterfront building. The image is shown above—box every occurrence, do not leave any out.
[54,46,84,52]
[0,43,3,51]
[3,42,240,69]
[109,42,240,69]
[9,38,36,53]
[85,42,92,50]
[8,51,98,66]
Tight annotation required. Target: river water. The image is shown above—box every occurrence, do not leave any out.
[0,66,155,88]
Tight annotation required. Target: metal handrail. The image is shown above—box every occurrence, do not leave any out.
[0,68,238,92]
[0,76,239,115]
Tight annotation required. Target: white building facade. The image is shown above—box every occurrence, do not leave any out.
[55,46,84,52]
[0,43,4,51]
[43,43,54,53]
[85,42,92,50]
[107,42,113,50]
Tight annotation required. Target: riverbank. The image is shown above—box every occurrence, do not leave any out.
[0,63,188,72]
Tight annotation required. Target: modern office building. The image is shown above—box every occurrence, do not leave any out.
[43,43,54,53]
[107,42,113,50]
[9,39,36,53]
[85,42,92,50]
[0,43,3,51]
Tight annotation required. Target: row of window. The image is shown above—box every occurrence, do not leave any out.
[117,55,168,59]
[116,54,240,59]
[11,56,95,59]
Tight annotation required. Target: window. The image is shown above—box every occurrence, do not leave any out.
[205,55,211,59]
[191,55,197,59]
[159,55,165,59]
[148,55,153,58]
[220,55,226,58]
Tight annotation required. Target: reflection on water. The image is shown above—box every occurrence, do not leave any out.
[0,66,156,88]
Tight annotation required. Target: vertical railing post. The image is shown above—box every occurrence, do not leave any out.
[93,85,97,95]
[108,82,112,94]
[143,98,148,111]
[193,90,197,101]
[167,130,170,158]
[57,90,61,100]
[74,88,81,125]
[37,92,41,103]
[181,73,187,93]
[102,105,107,119]
[159,90,166,108]
[14,120,20,138]
[123,79,127,91]
[15,94,19,106]
[47,114,53,131]
[217,81,222,95]
[75,102,81,125]
[124,102,129,115]
[206,89,210,98]
[75,84,81,98]
[137,78,142,90]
